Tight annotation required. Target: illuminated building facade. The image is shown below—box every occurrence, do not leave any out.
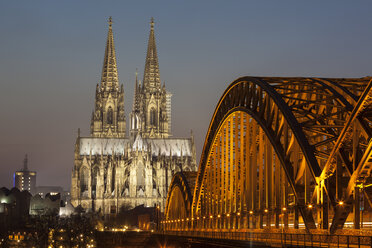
[70,18,197,214]
[14,155,36,195]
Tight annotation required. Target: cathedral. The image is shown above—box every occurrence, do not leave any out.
[71,18,197,214]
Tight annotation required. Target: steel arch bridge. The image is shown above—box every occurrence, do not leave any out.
[163,76,372,234]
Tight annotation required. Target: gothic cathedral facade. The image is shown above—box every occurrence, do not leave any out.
[71,18,197,214]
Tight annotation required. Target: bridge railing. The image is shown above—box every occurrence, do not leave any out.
[163,230,372,248]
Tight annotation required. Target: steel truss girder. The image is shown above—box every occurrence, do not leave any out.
[193,77,338,230]
[326,80,372,232]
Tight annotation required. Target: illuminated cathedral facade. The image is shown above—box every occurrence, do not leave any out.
[71,18,197,214]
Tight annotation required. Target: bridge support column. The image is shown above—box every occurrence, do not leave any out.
[242,214,247,229]
[353,123,361,229]
[248,214,251,229]
[266,212,272,228]
[284,210,288,228]
[237,215,241,229]
[251,214,256,229]
[275,208,280,228]
[259,212,264,229]
[321,183,329,229]
[354,186,360,229]
[294,206,299,229]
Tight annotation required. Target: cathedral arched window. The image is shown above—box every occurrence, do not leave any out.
[137,162,145,190]
[133,115,137,130]
[111,165,116,194]
[91,167,99,199]
[107,106,113,125]
[80,167,89,196]
[150,108,156,126]
[136,115,140,129]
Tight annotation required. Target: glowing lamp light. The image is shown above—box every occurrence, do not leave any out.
[203,216,206,219]
[249,210,253,214]
[209,215,213,219]
[308,204,313,209]
[186,218,189,221]
[264,209,268,213]
[217,215,221,218]
[339,201,344,206]
[237,212,241,216]
[226,213,230,217]
[282,207,287,211]
[197,217,200,220]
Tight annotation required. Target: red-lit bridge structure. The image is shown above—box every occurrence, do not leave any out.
[161,76,372,247]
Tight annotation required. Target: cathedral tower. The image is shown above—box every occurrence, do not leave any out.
[130,18,171,139]
[91,17,126,138]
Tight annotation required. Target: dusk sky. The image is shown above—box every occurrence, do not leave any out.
[1,1,372,190]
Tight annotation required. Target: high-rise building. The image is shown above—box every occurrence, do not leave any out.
[70,18,197,214]
[14,155,36,195]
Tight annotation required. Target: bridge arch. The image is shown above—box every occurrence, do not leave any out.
[165,172,197,230]
[192,77,361,229]
[165,76,372,233]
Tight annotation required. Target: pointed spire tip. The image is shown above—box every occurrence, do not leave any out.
[108,16,113,27]
[150,17,154,29]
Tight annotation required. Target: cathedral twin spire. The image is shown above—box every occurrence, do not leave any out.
[143,17,161,92]
[101,17,119,91]
[91,17,170,139]
[131,18,171,139]
[91,17,125,138]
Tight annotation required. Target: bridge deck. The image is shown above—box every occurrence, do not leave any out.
[162,230,372,248]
